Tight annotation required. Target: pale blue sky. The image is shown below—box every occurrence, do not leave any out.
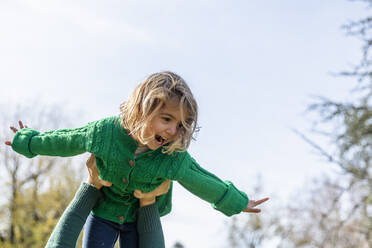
[0,0,367,247]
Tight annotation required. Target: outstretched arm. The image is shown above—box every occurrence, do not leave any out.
[5,120,95,158]
[177,154,269,216]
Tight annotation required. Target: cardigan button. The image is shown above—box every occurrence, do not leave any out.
[122,177,127,184]
[147,153,152,157]
[128,160,135,167]
[118,216,124,222]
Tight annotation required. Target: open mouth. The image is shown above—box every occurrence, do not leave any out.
[155,135,166,145]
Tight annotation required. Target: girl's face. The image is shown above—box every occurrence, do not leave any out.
[142,101,184,150]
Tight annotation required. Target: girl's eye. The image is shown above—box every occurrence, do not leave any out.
[162,117,171,122]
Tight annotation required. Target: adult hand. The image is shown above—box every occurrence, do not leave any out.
[133,179,170,207]
[242,197,269,213]
[85,154,112,190]
[4,120,28,146]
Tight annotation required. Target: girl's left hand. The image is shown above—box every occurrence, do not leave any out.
[242,197,269,213]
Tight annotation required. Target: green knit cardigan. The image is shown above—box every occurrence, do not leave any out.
[11,116,248,224]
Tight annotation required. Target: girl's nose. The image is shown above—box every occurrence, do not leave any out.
[167,125,177,136]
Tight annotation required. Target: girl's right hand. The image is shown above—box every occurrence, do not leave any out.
[5,120,27,146]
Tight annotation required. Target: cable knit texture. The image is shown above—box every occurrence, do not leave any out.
[137,202,165,248]
[11,116,248,224]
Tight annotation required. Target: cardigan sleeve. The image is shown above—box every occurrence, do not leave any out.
[11,119,100,158]
[176,153,248,217]
[137,202,165,248]
[45,182,103,248]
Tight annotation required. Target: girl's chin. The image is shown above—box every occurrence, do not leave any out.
[147,142,162,150]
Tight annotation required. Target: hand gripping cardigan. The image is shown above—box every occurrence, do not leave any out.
[11,116,248,224]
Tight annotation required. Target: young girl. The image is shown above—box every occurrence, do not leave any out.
[6,71,268,248]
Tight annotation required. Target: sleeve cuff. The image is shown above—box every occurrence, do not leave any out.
[212,181,249,216]
[68,182,104,214]
[137,202,162,234]
[11,128,40,158]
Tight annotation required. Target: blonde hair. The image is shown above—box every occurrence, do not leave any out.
[120,71,198,154]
